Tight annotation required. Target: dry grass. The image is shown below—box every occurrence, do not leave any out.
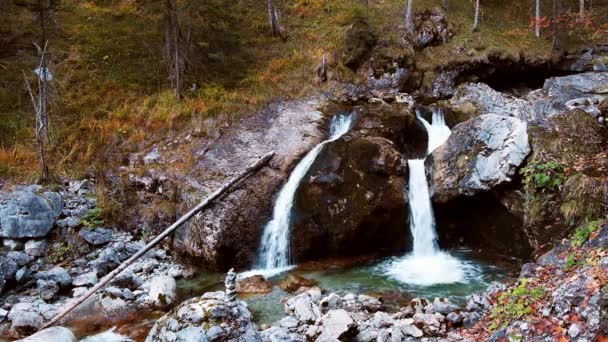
[1,0,606,181]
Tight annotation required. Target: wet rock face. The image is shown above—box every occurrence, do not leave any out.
[353,103,428,159]
[169,98,325,269]
[430,114,530,203]
[292,135,408,262]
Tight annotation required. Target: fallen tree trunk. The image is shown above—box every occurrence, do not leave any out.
[38,151,275,331]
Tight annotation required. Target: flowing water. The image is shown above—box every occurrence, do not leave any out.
[252,113,354,275]
[71,109,519,340]
[382,108,473,286]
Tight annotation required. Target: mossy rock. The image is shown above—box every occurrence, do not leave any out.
[342,18,377,71]
[521,110,608,252]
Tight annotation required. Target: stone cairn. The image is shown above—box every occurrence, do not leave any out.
[225,268,237,304]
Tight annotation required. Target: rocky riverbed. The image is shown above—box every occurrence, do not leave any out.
[0,181,185,339]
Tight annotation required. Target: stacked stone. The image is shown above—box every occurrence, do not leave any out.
[224,268,237,304]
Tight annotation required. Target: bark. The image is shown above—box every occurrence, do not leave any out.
[23,42,51,182]
[579,0,584,16]
[164,0,187,98]
[535,0,541,38]
[404,0,414,34]
[473,0,481,32]
[267,0,280,36]
[552,0,561,49]
[38,151,276,331]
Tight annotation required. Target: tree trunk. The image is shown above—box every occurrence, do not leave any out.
[442,0,448,10]
[552,0,560,49]
[164,0,186,98]
[23,43,51,182]
[473,0,481,32]
[38,151,275,331]
[404,0,414,34]
[404,0,414,33]
[535,0,541,38]
[267,0,280,36]
[579,0,584,16]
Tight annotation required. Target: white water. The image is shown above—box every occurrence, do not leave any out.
[385,109,473,286]
[251,114,354,276]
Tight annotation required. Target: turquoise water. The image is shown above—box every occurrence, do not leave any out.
[177,249,518,326]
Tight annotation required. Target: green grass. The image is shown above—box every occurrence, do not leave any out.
[489,278,546,331]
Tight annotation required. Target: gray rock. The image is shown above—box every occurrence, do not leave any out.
[35,266,72,287]
[72,272,98,287]
[19,326,77,342]
[145,291,260,342]
[446,312,464,325]
[8,303,43,332]
[79,227,112,246]
[3,239,23,251]
[0,255,18,293]
[357,295,383,312]
[42,192,63,218]
[72,287,88,297]
[16,266,30,283]
[56,217,81,228]
[144,148,162,165]
[0,189,59,238]
[431,297,460,315]
[292,295,321,323]
[319,293,344,314]
[148,276,176,308]
[544,72,608,98]
[431,114,530,203]
[37,279,60,301]
[101,296,130,315]
[171,98,326,269]
[6,251,34,266]
[519,263,539,278]
[317,309,357,340]
[24,240,47,257]
[104,286,125,298]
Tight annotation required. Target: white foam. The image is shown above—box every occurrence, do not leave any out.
[383,252,474,286]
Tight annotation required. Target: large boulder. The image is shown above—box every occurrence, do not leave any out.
[0,187,61,239]
[517,110,608,250]
[447,72,608,124]
[164,99,325,269]
[17,326,76,342]
[430,114,530,203]
[145,291,261,342]
[292,135,408,261]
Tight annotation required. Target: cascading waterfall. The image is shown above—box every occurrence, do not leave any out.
[385,109,473,286]
[251,113,354,275]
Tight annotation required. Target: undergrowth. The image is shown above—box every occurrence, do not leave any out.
[489,278,546,331]
[1,0,604,181]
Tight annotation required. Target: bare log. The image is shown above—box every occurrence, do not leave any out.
[38,151,275,331]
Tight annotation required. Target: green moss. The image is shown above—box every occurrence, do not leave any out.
[489,278,546,331]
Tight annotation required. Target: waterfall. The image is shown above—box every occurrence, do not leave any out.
[385,108,470,286]
[253,113,354,274]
